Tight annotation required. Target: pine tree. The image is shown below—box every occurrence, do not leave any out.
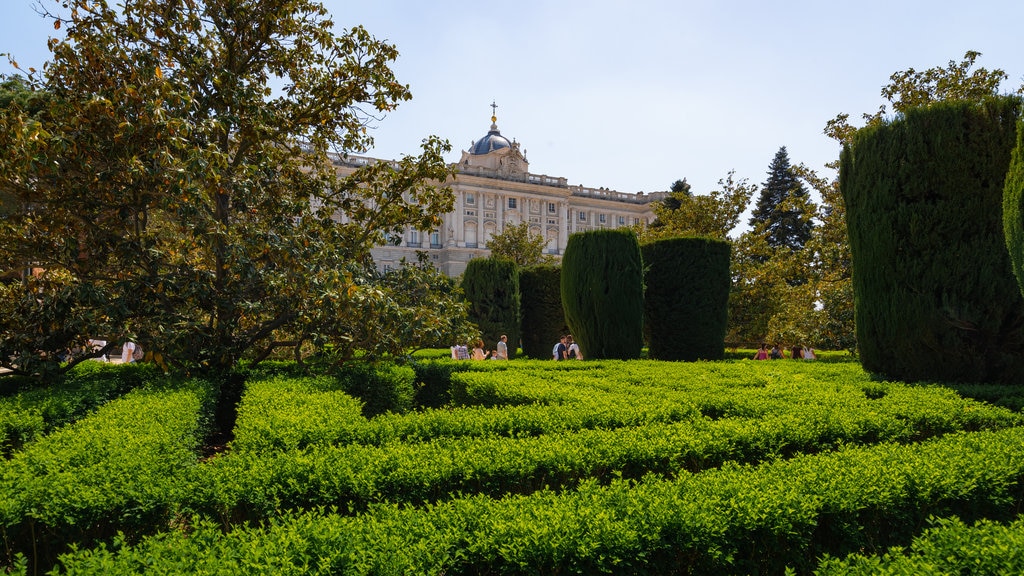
[750,147,813,250]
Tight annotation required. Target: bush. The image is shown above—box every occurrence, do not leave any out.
[841,96,1024,383]
[335,362,416,417]
[519,265,567,359]
[561,229,644,360]
[460,258,521,357]
[642,237,731,360]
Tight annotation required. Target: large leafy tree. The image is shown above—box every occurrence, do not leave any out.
[0,0,456,381]
[826,51,1023,145]
[643,171,755,241]
[484,222,553,267]
[750,147,814,251]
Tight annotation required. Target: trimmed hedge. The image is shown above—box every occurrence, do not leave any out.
[518,265,567,359]
[461,258,521,357]
[561,229,644,360]
[0,380,211,572]
[1003,115,1024,300]
[817,515,1024,575]
[48,426,1024,575]
[841,96,1024,383]
[642,237,731,361]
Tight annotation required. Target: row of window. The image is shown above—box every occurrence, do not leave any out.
[464,193,559,214]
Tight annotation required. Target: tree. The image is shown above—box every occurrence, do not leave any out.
[826,51,1023,146]
[484,222,553,267]
[643,171,755,241]
[0,0,455,393]
[750,147,814,251]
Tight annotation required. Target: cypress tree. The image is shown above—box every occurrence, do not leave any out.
[842,96,1024,383]
[750,146,813,250]
[519,265,568,359]
[561,229,644,360]
[460,258,520,357]
[642,237,731,361]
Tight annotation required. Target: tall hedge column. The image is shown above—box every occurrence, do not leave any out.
[461,258,520,357]
[561,229,644,360]
[519,265,567,359]
[842,97,1024,383]
[642,237,731,361]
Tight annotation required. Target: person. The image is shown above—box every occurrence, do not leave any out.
[803,345,816,361]
[471,339,486,360]
[88,339,108,362]
[496,335,509,360]
[553,335,567,361]
[791,345,803,360]
[769,344,783,360]
[457,344,470,360]
[566,335,582,360]
[754,343,769,360]
[121,341,136,364]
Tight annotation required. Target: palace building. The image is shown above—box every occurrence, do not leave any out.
[333,107,669,276]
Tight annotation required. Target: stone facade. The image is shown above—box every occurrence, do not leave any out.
[333,114,668,276]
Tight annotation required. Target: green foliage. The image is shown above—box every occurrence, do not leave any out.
[484,222,554,267]
[561,229,644,360]
[460,258,520,357]
[1003,116,1024,299]
[642,237,730,360]
[47,421,1024,576]
[302,256,477,364]
[750,147,814,251]
[826,50,1023,146]
[0,0,455,379]
[644,171,755,241]
[5,359,1024,573]
[842,96,1024,383]
[0,362,157,457]
[334,362,416,418]
[817,515,1024,575]
[518,265,567,359]
[0,380,211,572]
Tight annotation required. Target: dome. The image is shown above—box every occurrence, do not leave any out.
[469,119,512,155]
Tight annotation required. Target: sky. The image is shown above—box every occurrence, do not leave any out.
[2,0,1023,201]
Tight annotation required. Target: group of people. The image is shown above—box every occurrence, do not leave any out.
[552,335,582,361]
[83,339,141,363]
[753,343,815,361]
[450,333,585,361]
[451,335,510,361]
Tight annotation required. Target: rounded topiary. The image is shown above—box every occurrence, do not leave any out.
[842,96,1024,383]
[560,228,644,360]
[642,237,731,361]
[519,265,568,359]
[460,258,520,357]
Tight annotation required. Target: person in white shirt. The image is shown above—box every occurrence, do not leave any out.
[121,341,136,364]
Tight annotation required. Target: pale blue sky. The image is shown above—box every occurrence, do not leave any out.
[2,0,1023,200]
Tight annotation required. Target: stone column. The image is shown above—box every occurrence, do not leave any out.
[558,201,569,252]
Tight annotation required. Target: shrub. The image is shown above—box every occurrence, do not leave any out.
[519,265,567,359]
[841,96,1024,383]
[335,362,415,417]
[642,237,731,360]
[460,258,521,357]
[561,229,644,360]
